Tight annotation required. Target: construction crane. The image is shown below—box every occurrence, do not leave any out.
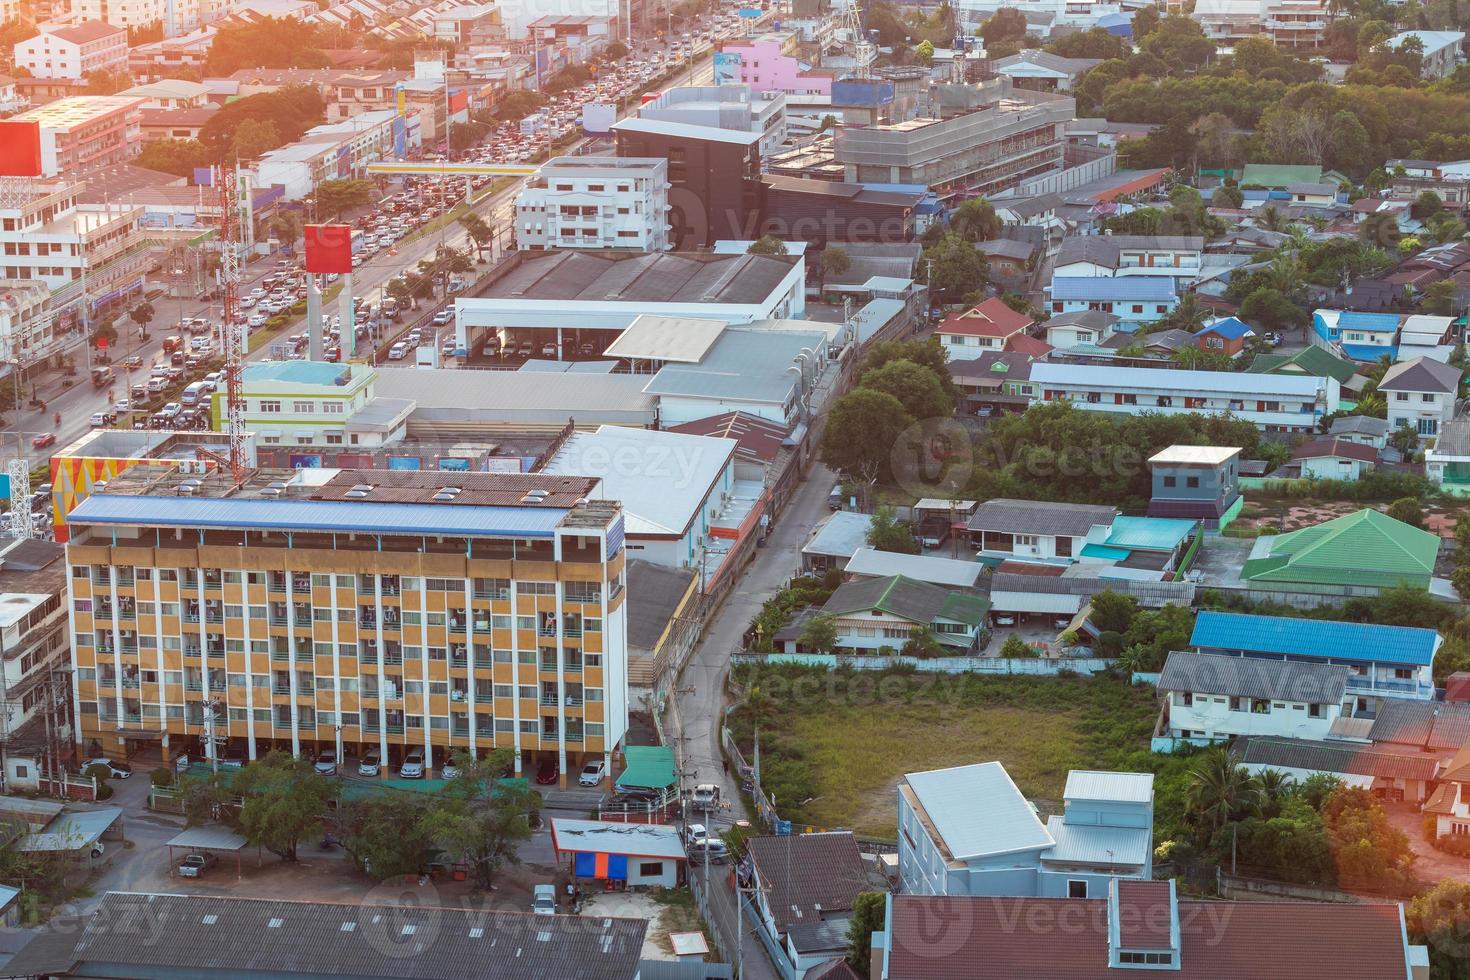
[216,166,248,483]
[838,0,875,78]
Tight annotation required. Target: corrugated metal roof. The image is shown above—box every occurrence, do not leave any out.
[550,819,686,860]
[844,548,984,588]
[166,825,250,851]
[1030,362,1326,397]
[1105,516,1196,552]
[1042,816,1151,868]
[1190,610,1439,667]
[1240,508,1440,588]
[1063,770,1154,804]
[1159,651,1349,703]
[68,494,566,538]
[18,807,121,851]
[904,762,1052,861]
[1049,277,1177,302]
[1237,736,1440,781]
[802,511,870,559]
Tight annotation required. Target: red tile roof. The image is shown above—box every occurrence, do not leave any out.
[885,896,1412,979]
[49,20,124,43]
[1005,333,1053,358]
[668,411,789,464]
[938,297,1034,338]
[1116,880,1173,949]
[1291,438,1378,464]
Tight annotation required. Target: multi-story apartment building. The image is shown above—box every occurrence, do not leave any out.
[0,182,143,290]
[1261,0,1328,48]
[1030,363,1340,432]
[636,84,787,160]
[515,157,671,252]
[64,469,629,784]
[832,77,1072,198]
[69,0,166,29]
[0,539,73,792]
[13,22,127,81]
[253,110,408,199]
[9,97,144,176]
[613,117,763,249]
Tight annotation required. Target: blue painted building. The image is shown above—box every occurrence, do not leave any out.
[1312,309,1401,363]
[1048,277,1178,331]
[1190,610,1440,715]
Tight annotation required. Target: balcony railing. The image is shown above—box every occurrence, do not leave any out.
[1346,675,1433,696]
[540,695,559,706]
[297,719,316,731]
[385,723,404,734]
[273,685,292,695]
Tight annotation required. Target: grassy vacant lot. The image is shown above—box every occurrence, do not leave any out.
[729,665,1160,839]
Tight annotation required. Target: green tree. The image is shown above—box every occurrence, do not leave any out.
[231,750,333,862]
[1120,604,1195,672]
[1090,590,1138,634]
[922,232,987,303]
[1360,211,1401,250]
[949,198,1001,242]
[999,635,1036,658]
[337,793,437,880]
[496,90,548,120]
[914,39,935,65]
[1187,749,1263,844]
[421,244,473,298]
[602,40,630,61]
[136,138,211,178]
[314,178,375,220]
[1422,278,1460,315]
[797,614,839,653]
[1139,15,1216,72]
[847,891,887,974]
[1321,785,1415,888]
[91,318,118,349]
[1213,184,1245,209]
[821,389,913,486]
[421,748,540,889]
[861,338,956,401]
[229,117,282,161]
[1046,27,1130,60]
[867,505,920,554]
[1412,190,1445,219]
[459,212,494,262]
[747,235,788,255]
[128,301,155,340]
[267,210,301,250]
[206,16,330,74]
[1239,287,1307,332]
[819,246,851,293]
[1408,879,1470,979]
[981,7,1028,44]
[860,358,954,420]
[197,85,325,164]
[85,69,131,95]
[1386,496,1425,527]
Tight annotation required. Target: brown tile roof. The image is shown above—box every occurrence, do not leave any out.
[308,469,600,507]
[937,297,1034,338]
[1005,333,1053,358]
[745,832,868,935]
[49,20,124,43]
[1290,438,1378,464]
[1116,880,1173,950]
[804,957,863,980]
[1236,736,1441,782]
[1369,700,1470,752]
[1438,740,1470,783]
[667,411,789,464]
[1424,782,1457,815]
[885,896,1411,979]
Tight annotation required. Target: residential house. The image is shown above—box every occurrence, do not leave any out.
[1146,445,1241,525]
[1425,741,1470,838]
[947,352,1037,417]
[800,511,871,573]
[1369,700,1470,762]
[1030,363,1339,432]
[990,50,1102,91]
[1195,316,1254,357]
[549,818,686,889]
[1312,309,1400,362]
[778,575,989,653]
[13,22,127,81]
[975,239,1035,292]
[1329,414,1390,449]
[967,499,1118,564]
[843,548,985,590]
[1239,507,1441,593]
[1291,437,1378,480]
[1043,309,1118,348]
[1236,736,1440,803]
[1262,0,1331,48]
[1047,277,1178,329]
[1102,328,1198,361]
[878,882,1427,978]
[935,298,1034,361]
[1396,313,1456,363]
[745,832,871,975]
[1379,355,1461,439]
[1191,609,1440,716]
[1156,651,1349,743]
[1425,417,1470,489]
[1391,171,1470,209]
[1385,29,1465,79]
[897,762,1154,899]
[117,79,209,110]
[1052,235,1204,283]
[1286,182,1338,206]
[1249,344,1361,390]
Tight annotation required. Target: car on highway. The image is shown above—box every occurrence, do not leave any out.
[431,309,452,325]
[160,402,182,418]
[248,314,267,328]
[113,399,130,413]
[30,433,55,449]
[123,354,143,368]
[88,412,109,428]
[388,342,409,360]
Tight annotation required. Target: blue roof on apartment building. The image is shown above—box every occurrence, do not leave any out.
[1105,516,1196,552]
[1049,277,1177,302]
[1190,610,1439,667]
[67,494,566,538]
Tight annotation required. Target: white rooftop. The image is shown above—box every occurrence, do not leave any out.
[844,548,983,589]
[802,510,870,559]
[905,762,1053,862]
[602,314,729,364]
[550,818,686,860]
[1031,362,1327,396]
[542,426,736,536]
[1063,770,1155,804]
[1147,445,1242,466]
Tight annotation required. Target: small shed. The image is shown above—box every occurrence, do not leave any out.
[166,825,258,878]
[551,818,687,889]
[16,807,123,861]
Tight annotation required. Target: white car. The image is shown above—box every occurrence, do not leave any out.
[399,750,424,779]
[313,750,337,776]
[113,399,130,413]
[239,296,256,309]
[387,342,409,360]
[160,402,182,418]
[88,412,108,427]
[431,310,453,326]
[248,314,267,327]
[83,758,132,779]
[532,884,556,916]
[578,760,606,786]
[358,749,380,777]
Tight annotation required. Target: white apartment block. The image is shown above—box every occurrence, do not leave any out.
[70,0,167,29]
[516,157,671,252]
[13,21,127,81]
[1030,363,1340,432]
[1,182,143,291]
[1157,652,1347,743]
[253,110,404,200]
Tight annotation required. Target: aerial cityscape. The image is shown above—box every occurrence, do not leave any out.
[0,0,1465,976]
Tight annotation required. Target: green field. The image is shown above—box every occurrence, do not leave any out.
[729,666,1162,838]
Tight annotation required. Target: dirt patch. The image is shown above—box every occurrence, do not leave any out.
[1382,802,1470,888]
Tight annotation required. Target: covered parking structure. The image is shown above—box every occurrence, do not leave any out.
[166,825,258,879]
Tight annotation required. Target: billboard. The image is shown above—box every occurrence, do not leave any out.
[387,456,422,470]
[0,121,42,177]
[712,51,741,85]
[289,454,324,469]
[303,225,353,274]
[582,102,616,134]
[438,457,471,471]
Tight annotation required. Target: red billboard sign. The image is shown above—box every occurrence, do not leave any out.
[303,224,353,274]
[0,122,43,177]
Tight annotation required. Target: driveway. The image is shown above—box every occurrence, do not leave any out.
[1383,802,1470,886]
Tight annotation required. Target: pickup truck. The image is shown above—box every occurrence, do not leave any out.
[177,852,217,878]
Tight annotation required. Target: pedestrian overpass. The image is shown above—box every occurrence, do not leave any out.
[364,161,539,178]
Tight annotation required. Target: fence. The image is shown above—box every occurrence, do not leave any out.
[743,891,797,980]
[732,653,1115,676]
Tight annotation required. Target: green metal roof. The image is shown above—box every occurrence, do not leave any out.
[1247,345,1359,385]
[616,745,675,789]
[1240,163,1323,188]
[1241,509,1440,589]
[937,592,990,626]
[1080,543,1131,561]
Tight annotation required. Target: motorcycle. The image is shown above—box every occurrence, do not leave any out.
[52,411,60,426]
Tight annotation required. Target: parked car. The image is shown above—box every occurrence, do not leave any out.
[440,759,460,780]
[122,354,144,368]
[535,761,558,785]
[177,852,218,878]
[388,342,409,360]
[399,750,424,779]
[358,748,380,777]
[578,760,606,787]
[83,758,132,779]
[532,883,557,915]
[684,823,709,846]
[431,309,453,326]
[314,750,338,775]
[993,613,1017,627]
[688,838,729,863]
[692,783,720,810]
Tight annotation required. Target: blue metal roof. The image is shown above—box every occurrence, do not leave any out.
[1105,516,1196,551]
[1338,312,1401,331]
[1050,277,1177,302]
[1341,343,1398,363]
[1199,316,1253,340]
[68,494,565,538]
[242,361,353,385]
[1191,610,1438,667]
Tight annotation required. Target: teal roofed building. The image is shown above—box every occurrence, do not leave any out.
[1240,508,1441,591]
[211,360,408,452]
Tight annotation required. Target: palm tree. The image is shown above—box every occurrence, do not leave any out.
[1266,252,1304,299]
[1258,205,1284,232]
[1163,292,1208,331]
[1254,768,1291,817]
[949,198,1001,242]
[1187,750,1261,843]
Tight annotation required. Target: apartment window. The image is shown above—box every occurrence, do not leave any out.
[259,400,282,413]
[293,401,315,413]
[1120,952,1173,965]
[1395,391,1409,401]
[1229,696,1243,712]
[1014,535,1038,548]
[1252,699,1269,714]
[323,402,344,414]
[1179,691,1193,707]
[1186,476,1200,488]
[1395,668,1413,680]
[1067,880,1087,899]
[1308,703,1323,718]
[1162,476,1176,488]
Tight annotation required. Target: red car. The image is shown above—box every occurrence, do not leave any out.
[31,433,55,449]
[535,761,558,785]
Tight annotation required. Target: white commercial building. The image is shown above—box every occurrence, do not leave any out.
[515,156,671,252]
[13,21,127,81]
[254,110,404,200]
[1385,30,1465,80]
[637,84,787,159]
[1030,363,1340,432]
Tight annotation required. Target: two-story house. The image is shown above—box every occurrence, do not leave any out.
[1052,235,1204,283]
[1157,651,1348,744]
[1379,355,1462,439]
[967,499,1118,564]
[778,575,990,653]
[1145,445,1241,525]
[1195,316,1255,357]
[1190,610,1440,717]
[1048,277,1178,330]
[897,761,1154,900]
[935,298,1034,362]
[1312,309,1401,362]
[1043,309,1119,349]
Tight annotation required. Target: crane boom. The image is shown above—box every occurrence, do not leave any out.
[216,166,247,483]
